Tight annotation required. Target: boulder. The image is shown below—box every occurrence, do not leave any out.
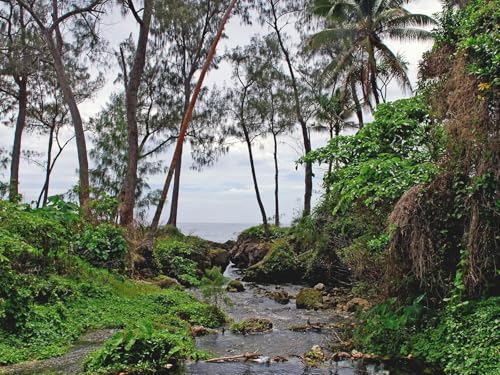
[230,238,271,269]
[314,283,325,291]
[268,290,290,304]
[243,240,302,283]
[345,297,371,312]
[227,279,245,292]
[230,318,273,334]
[208,248,230,270]
[153,275,182,289]
[296,288,323,309]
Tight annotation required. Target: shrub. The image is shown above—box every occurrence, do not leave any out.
[153,239,199,286]
[239,224,288,241]
[200,267,231,308]
[412,296,500,375]
[84,319,202,374]
[75,224,128,271]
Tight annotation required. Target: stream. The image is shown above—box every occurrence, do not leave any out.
[1,263,429,374]
[185,263,425,375]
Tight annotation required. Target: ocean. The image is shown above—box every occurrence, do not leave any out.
[176,222,255,243]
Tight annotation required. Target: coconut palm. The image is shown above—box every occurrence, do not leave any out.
[310,0,436,106]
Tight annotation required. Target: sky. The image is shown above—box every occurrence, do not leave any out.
[0,0,443,225]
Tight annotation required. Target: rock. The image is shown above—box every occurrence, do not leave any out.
[345,297,371,312]
[296,288,323,309]
[227,279,245,292]
[314,283,325,291]
[304,345,325,366]
[230,318,273,334]
[230,239,271,269]
[268,290,290,304]
[208,248,230,270]
[191,325,209,336]
[243,240,302,283]
[153,275,182,289]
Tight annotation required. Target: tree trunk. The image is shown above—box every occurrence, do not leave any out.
[44,32,90,216]
[270,2,312,217]
[148,0,239,240]
[242,124,269,235]
[351,80,363,128]
[9,77,27,202]
[120,0,154,228]
[37,127,54,207]
[167,154,182,226]
[168,86,190,227]
[272,131,279,227]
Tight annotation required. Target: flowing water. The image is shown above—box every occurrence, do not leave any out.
[0,263,430,374]
[184,263,426,375]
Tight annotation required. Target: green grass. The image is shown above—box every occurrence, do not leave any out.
[0,258,224,365]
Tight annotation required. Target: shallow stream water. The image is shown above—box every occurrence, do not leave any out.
[1,263,429,374]
[184,263,425,375]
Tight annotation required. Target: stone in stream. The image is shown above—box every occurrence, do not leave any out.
[296,288,323,309]
[314,282,325,291]
[227,279,245,292]
[230,318,273,334]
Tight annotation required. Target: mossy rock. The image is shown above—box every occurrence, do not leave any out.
[153,275,182,289]
[243,239,302,283]
[230,318,273,334]
[227,279,245,292]
[296,288,323,309]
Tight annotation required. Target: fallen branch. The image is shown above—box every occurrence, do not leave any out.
[206,352,260,363]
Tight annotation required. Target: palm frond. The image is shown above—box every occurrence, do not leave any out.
[385,27,434,41]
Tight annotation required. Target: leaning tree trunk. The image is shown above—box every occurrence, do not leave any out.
[120,0,154,228]
[167,156,182,226]
[148,0,240,240]
[9,77,27,202]
[44,33,91,215]
[242,124,269,235]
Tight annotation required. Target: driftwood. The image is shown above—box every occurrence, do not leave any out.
[206,352,260,363]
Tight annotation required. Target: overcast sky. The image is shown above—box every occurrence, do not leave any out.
[0,0,442,224]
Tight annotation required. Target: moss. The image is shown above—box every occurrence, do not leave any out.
[153,275,182,289]
[227,279,245,292]
[230,318,273,334]
[296,288,323,309]
[244,240,301,283]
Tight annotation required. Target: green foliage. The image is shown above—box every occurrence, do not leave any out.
[0,200,72,256]
[239,224,288,240]
[244,239,301,283]
[84,319,204,374]
[200,266,231,308]
[75,224,128,271]
[153,239,199,286]
[354,295,426,356]
[0,260,222,366]
[412,297,500,375]
[437,0,499,89]
[304,96,441,215]
[88,192,119,223]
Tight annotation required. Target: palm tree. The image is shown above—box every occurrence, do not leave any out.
[310,0,436,107]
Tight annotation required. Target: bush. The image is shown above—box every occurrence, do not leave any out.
[239,224,288,241]
[353,295,426,357]
[412,297,500,375]
[84,319,202,374]
[75,224,128,271]
[0,200,71,257]
[153,239,199,286]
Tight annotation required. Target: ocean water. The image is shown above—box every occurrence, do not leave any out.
[177,222,255,243]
